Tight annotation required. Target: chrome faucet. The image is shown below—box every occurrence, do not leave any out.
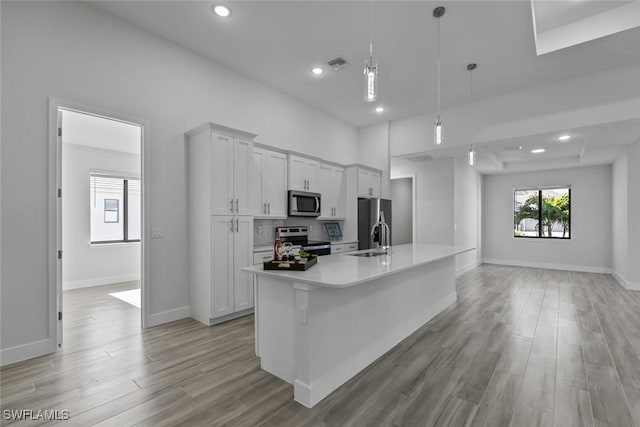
[371,211,391,252]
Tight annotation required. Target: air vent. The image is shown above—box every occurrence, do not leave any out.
[327,57,350,71]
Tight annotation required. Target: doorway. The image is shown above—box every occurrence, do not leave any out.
[51,102,148,350]
[390,177,415,245]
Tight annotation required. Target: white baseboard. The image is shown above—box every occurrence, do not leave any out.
[482,258,611,274]
[146,306,190,328]
[612,271,628,289]
[63,274,141,290]
[456,261,481,276]
[0,339,55,367]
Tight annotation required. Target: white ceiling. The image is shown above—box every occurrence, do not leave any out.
[61,109,141,154]
[92,1,640,128]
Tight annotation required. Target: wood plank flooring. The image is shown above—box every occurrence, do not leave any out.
[2,266,640,426]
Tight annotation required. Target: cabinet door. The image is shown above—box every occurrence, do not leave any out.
[358,169,371,197]
[211,216,234,318]
[332,167,346,218]
[370,171,381,198]
[251,147,267,216]
[288,155,306,191]
[211,133,235,215]
[265,150,288,217]
[318,164,332,217]
[234,217,254,311]
[233,138,253,216]
[303,159,320,192]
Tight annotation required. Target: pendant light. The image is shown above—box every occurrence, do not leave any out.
[364,0,378,102]
[467,63,477,166]
[433,6,445,145]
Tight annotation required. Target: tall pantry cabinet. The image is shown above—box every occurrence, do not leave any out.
[187,123,255,325]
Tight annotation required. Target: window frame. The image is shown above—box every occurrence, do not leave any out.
[90,173,141,245]
[513,186,571,240]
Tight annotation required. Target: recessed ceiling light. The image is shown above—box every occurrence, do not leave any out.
[213,5,231,17]
[311,67,324,76]
[558,134,571,141]
[375,106,385,113]
[531,148,546,154]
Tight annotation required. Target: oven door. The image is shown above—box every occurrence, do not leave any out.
[288,191,321,217]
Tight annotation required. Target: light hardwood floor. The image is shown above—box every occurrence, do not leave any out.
[2,266,640,426]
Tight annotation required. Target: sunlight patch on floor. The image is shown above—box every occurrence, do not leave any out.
[109,289,141,308]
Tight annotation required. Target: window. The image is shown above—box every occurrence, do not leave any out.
[90,174,141,243]
[514,187,570,239]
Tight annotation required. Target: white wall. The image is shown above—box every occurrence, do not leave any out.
[62,144,141,290]
[358,122,391,198]
[454,158,482,274]
[482,165,612,273]
[1,1,359,360]
[611,153,628,284]
[391,157,455,246]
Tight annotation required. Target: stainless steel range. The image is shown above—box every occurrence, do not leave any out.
[276,226,331,256]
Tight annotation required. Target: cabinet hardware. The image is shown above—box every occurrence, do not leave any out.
[235,218,239,232]
[230,199,234,212]
[263,203,267,214]
[267,203,271,214]
[230,218,234,232]
[235,198,239,213]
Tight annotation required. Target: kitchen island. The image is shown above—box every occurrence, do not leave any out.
[242,244,474,408]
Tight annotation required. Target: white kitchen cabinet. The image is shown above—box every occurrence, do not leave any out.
[289,154,319,192]
[357,167,382,198]
[318,163,346,219]
[187,123,257,326]
[193,124,253,216]
[331,242,358,254]
[252,147,288,218]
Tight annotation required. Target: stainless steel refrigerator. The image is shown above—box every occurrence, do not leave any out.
[358,198,392,250]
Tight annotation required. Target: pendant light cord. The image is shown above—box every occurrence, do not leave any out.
[436,17,441,119]
[369,0,374,60]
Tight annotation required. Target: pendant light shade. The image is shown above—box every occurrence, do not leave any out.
[364,0,378,102]
[468,146,475,166]
[433,6,445,145]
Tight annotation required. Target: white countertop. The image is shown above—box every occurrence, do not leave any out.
[242,244,474,288]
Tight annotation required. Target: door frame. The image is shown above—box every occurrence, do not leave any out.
[48,98,151,351]
[389,174,417,244]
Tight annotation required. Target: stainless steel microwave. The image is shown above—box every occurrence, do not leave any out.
[288,190,321,217]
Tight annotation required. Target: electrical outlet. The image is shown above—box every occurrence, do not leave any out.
[258,226,264,233]
[308,224,312,231]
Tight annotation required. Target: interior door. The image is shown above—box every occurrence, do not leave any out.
[234,217,254,311]
[211,216,234,317]
[211,133,235,215]
[233,138,253,216]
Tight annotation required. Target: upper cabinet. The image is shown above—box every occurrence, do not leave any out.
[188,124,255,216]
[357,167,382,198]
[252,147,288,218]
[318,163,346,219]
[288,154,319,192]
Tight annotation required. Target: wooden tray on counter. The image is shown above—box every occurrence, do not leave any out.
[263,255,318,271]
